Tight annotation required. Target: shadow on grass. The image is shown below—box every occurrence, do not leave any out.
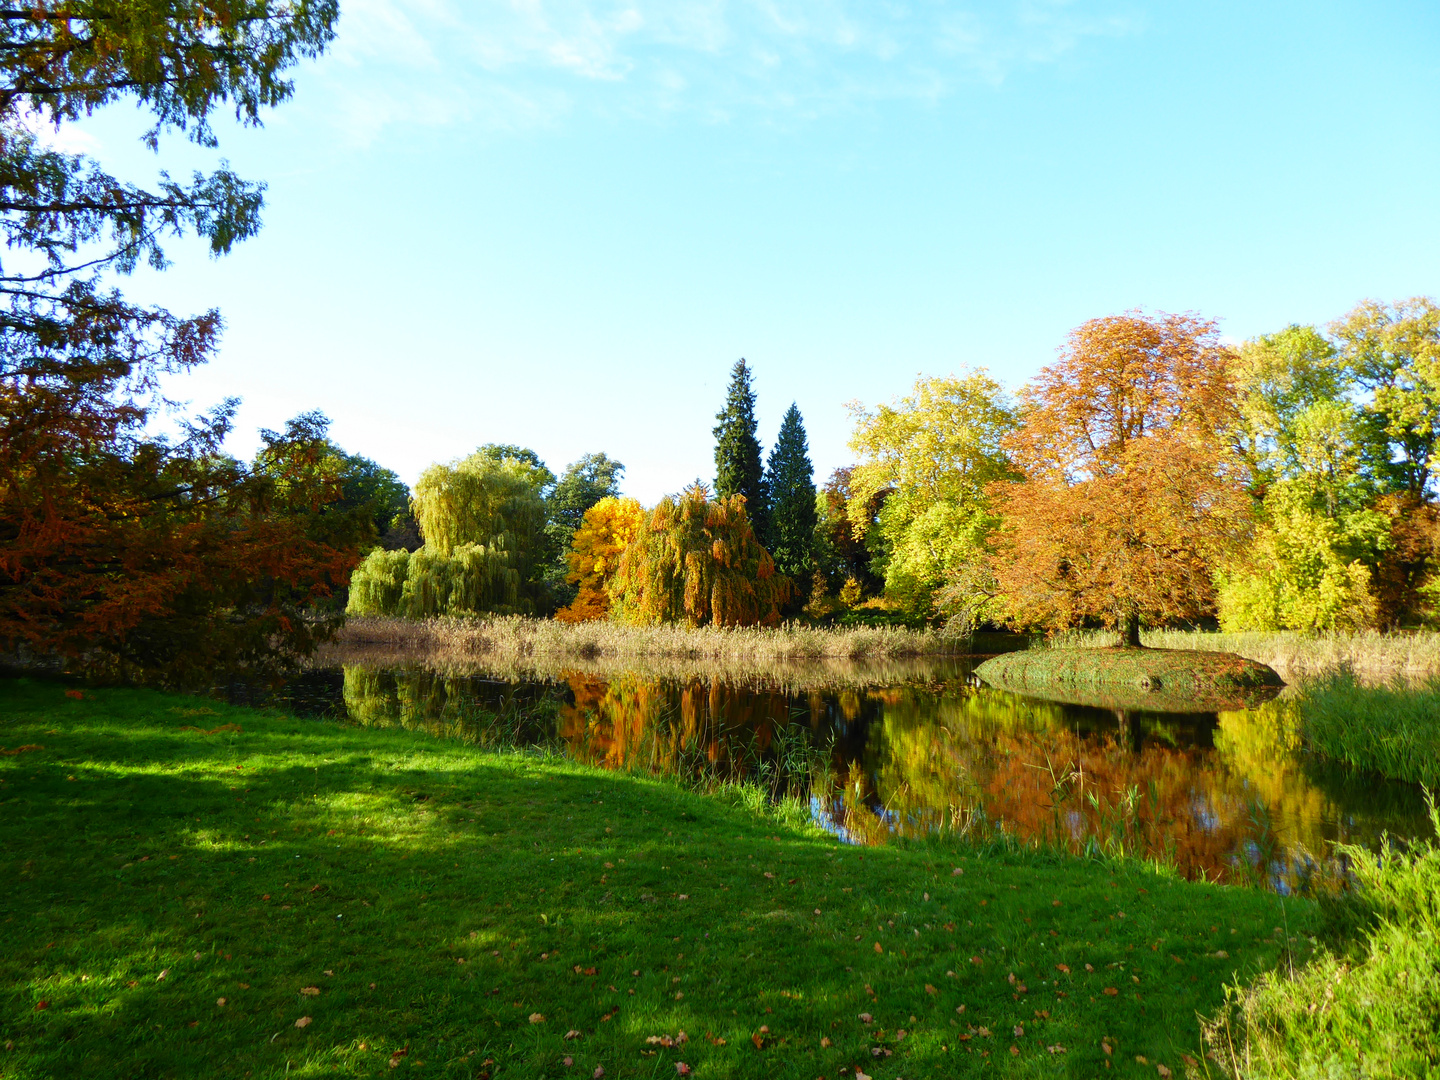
[1,677,1310,1079]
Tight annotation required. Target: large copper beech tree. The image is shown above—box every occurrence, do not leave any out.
[990,312,1249,646]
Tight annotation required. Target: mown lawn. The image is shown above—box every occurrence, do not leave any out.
[0,678,1311,1079]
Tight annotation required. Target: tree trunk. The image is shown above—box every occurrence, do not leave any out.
[1119,612,1142,648]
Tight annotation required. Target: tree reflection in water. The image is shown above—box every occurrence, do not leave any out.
[336,664,1432,891]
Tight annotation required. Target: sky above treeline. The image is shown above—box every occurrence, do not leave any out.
[62,0,1440,504]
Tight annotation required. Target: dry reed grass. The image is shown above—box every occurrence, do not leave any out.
[323,615,971,690]
[1045,628,1440,682]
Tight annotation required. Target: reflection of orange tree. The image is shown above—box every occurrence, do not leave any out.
[832,685,1348,885]
[558,673,796,784]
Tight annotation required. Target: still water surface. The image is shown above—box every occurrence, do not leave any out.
[255,657,1431,893]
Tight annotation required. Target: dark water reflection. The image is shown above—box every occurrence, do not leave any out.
[252,660,1432,892]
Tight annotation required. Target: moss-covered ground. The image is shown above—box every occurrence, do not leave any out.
[0,678,1311,1079]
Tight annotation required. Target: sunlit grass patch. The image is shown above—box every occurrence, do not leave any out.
[2,678,1310,1079]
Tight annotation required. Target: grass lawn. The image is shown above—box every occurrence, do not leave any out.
[0,678,1312,1079]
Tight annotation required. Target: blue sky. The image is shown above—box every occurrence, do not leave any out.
[67,0,1440,503]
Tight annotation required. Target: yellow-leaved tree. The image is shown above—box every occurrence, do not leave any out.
[608,485,790,627]
[555,496,647,623]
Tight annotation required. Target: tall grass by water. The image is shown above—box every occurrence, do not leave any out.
[325,615,977,690]
[1292,670,1440,787]
[1203,796,1440,1076]
[1045,628,1440,682]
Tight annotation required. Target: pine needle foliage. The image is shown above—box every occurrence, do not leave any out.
[765,403,818,579]
[713,359,769,539]
[609,486,790,627]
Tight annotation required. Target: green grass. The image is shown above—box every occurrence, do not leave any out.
[1293,671,1440,787]
[1,677,1311,1079]
[1203,796,1440,1076]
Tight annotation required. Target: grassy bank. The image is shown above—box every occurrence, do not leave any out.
[1203,797,1440,1075]
[1,679,1306,1079]
[1046,630,1440,683]
[1292,671,1440,787]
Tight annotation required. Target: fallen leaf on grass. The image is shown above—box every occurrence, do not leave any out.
[1055,964,1070,974]
[1102,1041,1112,1055]
[647,1036,675,1048]
[821,1037,832,1048]
[157,970,168,981]
[855,1071,872,1080]
[1047,1044,1067,1054]
[300,986,320,996]
[1157,1067,1173,1078]
[924,984,938,996]
[295,1017,312,1028]
[216,998,226,1006]
[978,1027,991,1038]
[859,1013,872,1023]
[1,745,44,756]
[34,1001,48,1011]
[1103,987,1119,996]
[751,1033,764,1050]
[764,872,775,879]
[563,1056,573,1067]
[873,942,883,954]
[565,1030,581,1040]
[388,1048,408,1069]
[594,1067,604,1078]
[529,1013,545,1024]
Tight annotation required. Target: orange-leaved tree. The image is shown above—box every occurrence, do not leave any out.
[608,485,790,627]
[555,496,647,623]
[990,312,1250,646]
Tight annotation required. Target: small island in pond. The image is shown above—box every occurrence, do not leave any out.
[975,646,1285,711]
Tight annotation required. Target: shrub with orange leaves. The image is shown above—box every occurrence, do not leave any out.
[556,497,647,623]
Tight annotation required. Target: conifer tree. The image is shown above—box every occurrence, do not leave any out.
[764,403,818,579]
[713,359,769,540]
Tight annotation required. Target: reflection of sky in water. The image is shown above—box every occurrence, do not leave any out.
[260,661,1435,893]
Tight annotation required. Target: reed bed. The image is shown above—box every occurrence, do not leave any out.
[322,615,973,690]
[1044,628,1440,682]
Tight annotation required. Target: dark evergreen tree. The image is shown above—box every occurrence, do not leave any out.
[713,359,769,540]
[764,403,818,579]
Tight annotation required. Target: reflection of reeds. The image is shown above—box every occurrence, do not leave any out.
[1042,628,1440,683]
[322,616,973,691]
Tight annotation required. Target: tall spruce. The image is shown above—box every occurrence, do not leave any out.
[713,359,769,539]
[765,403,818,578]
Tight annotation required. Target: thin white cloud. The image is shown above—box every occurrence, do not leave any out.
[309,0,1141,142]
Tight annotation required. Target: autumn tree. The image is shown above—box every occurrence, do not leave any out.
[847,374,1017,621]
[555,496,646,622]
[1331,297,1440,499]
[608,485,790,627]
[0,2,350,679]
[991,312,1249,646]
[545,452,624,603]
[763,404,817,581]
[812,467,886,602]
[1217,326,1390,630]
[713,359,769,540]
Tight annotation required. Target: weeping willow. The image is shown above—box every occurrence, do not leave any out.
[608,486,791,627]
[347,450,549,617]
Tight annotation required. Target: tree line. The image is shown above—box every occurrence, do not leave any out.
[2,4,1435,687]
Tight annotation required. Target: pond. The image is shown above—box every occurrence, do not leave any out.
[245,656,1433,893]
